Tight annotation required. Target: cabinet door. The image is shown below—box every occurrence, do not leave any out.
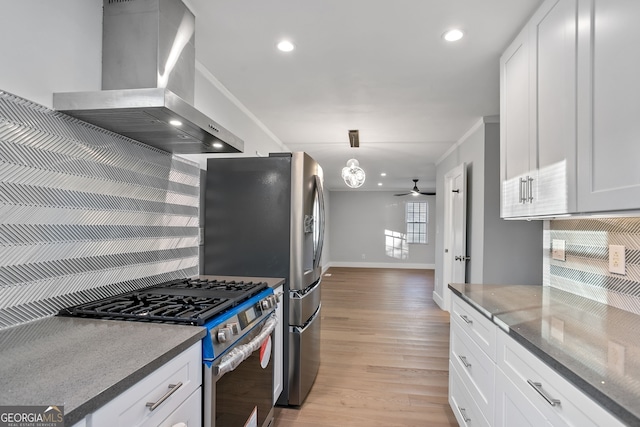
[495,367,553,427]
[577,0,640,212]
[500,27,533,218]
[530,0,578,215]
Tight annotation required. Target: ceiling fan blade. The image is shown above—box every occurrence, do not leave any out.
[420,192,436,195]
[394,192,411,196]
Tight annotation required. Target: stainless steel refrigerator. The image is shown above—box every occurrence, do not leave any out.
[203,152,325,406]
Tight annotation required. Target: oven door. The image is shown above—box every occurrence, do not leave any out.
[204,315,277,427]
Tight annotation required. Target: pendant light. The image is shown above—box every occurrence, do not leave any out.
[342,158,366,188]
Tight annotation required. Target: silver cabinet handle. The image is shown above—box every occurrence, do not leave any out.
[527,176,534,203]
[527,380,561,406]
[146,382,183,411]
[458,407,471,423]
[519,177,527,204]
[459,314,473,324]
[458,355,472,368]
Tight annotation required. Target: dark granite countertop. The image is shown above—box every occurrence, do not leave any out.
[449,283,640,427]
[0,275,284,426]
[0,316,205,426]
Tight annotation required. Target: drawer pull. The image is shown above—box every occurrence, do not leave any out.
[458,355,472,368]
[146,382,183,411]
[458,407,471,423]
[527,380,561,407]
[459,314,473,324]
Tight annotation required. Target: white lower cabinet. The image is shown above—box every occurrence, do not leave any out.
[495,330,624,427]
[157,387,201,427]
[450,361,490,427]
[494,367,552,427]
[450,320,495,422]
[89,342,202,427]
[449,294,625,427]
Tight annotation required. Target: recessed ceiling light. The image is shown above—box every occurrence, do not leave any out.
[378,182,383,186]
[277,40,295,52]
[380,172,387,177]
[169,119,182,126]
[443,29,464,42]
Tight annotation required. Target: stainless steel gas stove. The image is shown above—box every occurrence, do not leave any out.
[59,277,279,427]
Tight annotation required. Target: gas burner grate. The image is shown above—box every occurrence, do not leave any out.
[66,293,234,325]
[157,279,269,299]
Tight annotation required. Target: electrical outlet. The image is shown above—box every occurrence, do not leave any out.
[361,254,366,260]
[552,239,566,261]
[609,245,626,275]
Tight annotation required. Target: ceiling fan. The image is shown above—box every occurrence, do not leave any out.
[394,179,435,196]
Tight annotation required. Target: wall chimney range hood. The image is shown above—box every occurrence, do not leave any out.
[54,0,243,154]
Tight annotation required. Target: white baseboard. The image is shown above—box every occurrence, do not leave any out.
[326,261,435,270]
[432,290,445,310]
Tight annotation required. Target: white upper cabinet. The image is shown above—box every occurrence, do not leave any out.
[501,0,578,218]
[577,0,640,212]
[500,27,533,218]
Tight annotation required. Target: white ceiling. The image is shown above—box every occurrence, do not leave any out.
[186,0,543,192]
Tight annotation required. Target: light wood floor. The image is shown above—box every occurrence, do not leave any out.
[273,267,457,427]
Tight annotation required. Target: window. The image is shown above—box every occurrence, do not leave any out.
[406,202,428,244]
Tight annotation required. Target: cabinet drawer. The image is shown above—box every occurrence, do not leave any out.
[450,320,495,422]
[451,296,496,361]
[496,330,624,427]
[449,361,490,427]
[92,342,202,427]
[157,387,201,427]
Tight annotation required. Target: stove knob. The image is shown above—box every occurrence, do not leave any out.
[227,322,240,335]
[261,300,271,310]
[217,328,230,343]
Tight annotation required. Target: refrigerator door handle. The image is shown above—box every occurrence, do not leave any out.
[313,174,325,271]
[290,278,321,299]
[289,278,321,326]
[291,303,321,334]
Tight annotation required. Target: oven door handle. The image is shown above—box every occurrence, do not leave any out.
[214,314,278,377]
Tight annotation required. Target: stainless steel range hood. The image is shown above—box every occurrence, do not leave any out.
[53,0,243,154]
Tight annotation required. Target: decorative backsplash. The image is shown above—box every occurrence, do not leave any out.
[0,91,200,329]
[546,217,640,315]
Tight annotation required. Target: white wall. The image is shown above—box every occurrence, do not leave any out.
[179,65,289,167]
[0,1,287,164]
[434,119,542,308]
[329,191,436,268]
[0,1,103,107]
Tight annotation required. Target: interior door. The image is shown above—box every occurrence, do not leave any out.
[442,163,467,311]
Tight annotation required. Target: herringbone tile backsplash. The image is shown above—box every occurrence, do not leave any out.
[0,91,200,329]
[546,217,640,315]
